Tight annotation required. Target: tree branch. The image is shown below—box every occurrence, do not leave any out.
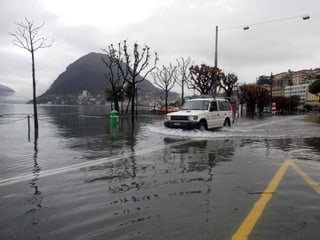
[9,18,53,52]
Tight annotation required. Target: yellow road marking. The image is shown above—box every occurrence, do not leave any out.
[232,159,320,240]
[232,160,291,240]
[293,159,320,167]
[289,161,320,194]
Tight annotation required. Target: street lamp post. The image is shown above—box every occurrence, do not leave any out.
[214,26,218,68]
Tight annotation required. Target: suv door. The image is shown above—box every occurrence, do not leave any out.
[217,100,231,126]
[207,101,220,128]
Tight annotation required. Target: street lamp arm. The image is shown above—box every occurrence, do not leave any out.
[220,14,310,31]
[214,14,310,66]
[243,15,311,31]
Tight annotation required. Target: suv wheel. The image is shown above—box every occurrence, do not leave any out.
[223,118,231,127]
[199,121,207,131]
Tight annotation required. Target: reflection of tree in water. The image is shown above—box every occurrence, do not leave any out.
[83,119,143,183]
[270,138,320,155]
[163,138,235,179]
[304,138,320,155]
[100,138,237,226]
[41,106,156,154]
[165,138,234,164]
[269,139,294,152]
[26,140,43,226]
[41,105,109,138]
[238,138,320,161]
[41,105,168,185]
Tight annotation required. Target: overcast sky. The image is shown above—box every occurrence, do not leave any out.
[1,0,319,99]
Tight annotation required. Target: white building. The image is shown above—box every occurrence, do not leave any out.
[284,84,309,103]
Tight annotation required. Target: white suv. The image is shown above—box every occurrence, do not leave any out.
[164,97,233,130]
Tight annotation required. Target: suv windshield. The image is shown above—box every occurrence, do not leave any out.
[181,100,209,110]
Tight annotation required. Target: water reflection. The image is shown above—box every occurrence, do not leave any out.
[41,105,154,139]
[163,138,235,170]
[267,138,320,161]
[40,105,151,159]
[30,140,41,194]
[26,139,43,226]
[304,138,320,155]
[94,138,236,238]
[40,105,109,138]
[82,136,236,186]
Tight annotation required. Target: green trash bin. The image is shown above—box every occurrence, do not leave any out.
[110,109,118,124]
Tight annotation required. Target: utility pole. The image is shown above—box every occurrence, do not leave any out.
[214,26,218,68]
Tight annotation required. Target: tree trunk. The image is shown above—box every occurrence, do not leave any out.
[181,82,185,105]
[165,89,168,114]
[31,50,39,139]
[131,81,135,123]
[113,94,120,112]
[125,96,131,114]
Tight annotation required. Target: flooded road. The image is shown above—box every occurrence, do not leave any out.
[1,104,320,240]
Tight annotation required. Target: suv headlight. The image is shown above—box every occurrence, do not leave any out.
[190,116,198,121]
[166,115,171,120]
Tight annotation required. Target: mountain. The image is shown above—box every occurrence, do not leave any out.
[0,84,15,96]
[37,52,171,104]
[0,84,23,103]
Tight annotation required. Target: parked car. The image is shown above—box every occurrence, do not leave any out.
[164,96,232,130]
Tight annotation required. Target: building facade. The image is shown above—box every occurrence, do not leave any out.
[272,68,320,108]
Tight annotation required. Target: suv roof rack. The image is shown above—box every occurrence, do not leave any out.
[189,95,215,99]
[190,95,228,100]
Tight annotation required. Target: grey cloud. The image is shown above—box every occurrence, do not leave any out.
[1,0,319,98]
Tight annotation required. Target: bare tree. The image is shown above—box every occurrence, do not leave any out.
[218,73,238,101]
[239,84,270,117]
[152,63,177,113]
[10,18,53,139]
[101,46,126,113]
[175,57,192,104]
[188,64,220,95]
[108,40,158,122]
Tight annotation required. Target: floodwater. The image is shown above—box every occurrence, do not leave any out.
[0,104,320,240]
